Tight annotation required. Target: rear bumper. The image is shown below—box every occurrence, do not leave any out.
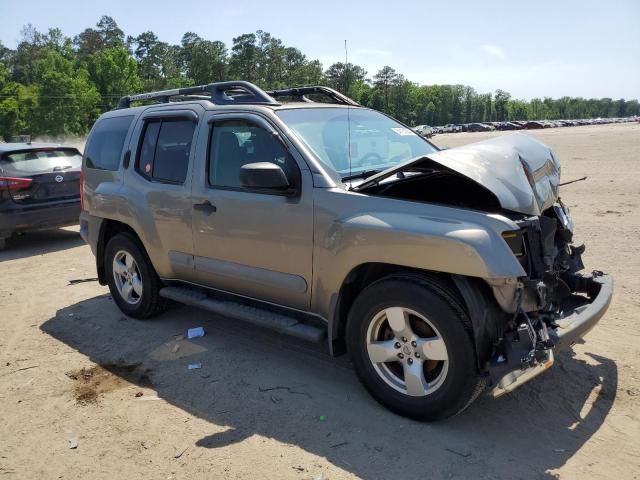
[78,210,103,257]
[0,200,80,237]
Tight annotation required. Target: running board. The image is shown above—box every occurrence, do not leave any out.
[159,286,326,343]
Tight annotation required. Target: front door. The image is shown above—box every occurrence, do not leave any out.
[191,113,314,310]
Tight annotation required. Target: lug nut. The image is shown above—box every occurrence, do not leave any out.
[394,342,401,349]
[411,340,417,347]
[407,358,414,365]
[415,352,420,358]
[401,337,407,342]
[398,353,404,359]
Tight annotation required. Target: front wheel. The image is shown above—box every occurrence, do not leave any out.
[346,276,484,421]
[104,233,167,319]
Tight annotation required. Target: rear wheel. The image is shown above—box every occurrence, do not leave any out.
[104,233,167,319]
[346,275,484,421]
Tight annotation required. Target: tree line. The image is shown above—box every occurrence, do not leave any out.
[1,16,638,140]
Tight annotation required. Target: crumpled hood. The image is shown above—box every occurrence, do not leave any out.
[355,133,561,216]
[426,134,560,215]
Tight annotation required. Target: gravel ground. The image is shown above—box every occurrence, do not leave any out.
[0,122,638,479]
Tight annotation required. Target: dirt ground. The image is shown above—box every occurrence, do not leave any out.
[1,123,639,479]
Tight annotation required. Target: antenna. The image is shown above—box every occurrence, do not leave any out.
[345,39,352,183]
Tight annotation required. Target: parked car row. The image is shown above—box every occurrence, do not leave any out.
[413,116,638,137]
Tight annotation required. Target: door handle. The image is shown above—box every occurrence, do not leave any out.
[193,200,217,214]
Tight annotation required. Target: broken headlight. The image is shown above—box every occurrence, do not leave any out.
[553,200,573,233]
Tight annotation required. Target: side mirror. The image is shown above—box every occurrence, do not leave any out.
[240,162,290,191]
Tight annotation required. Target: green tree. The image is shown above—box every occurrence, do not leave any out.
[494,89,511,121]
[1,18,639,139]
[131,32,185,89]
[0,62,38,140]
[181,33,227,84]
[324,62,367,95]
[10,25,72,84]
[0,41,10,63]
[283,51,323,86]
[228,33,258,83]
[87,47,142,108]
[75,16,126,60]
[30,50,100,136]
[373,66,399,112]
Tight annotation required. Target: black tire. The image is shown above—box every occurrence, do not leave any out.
[104,232,168,319]
[346,275,484,421]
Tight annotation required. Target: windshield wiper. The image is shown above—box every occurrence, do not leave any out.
[350,155,432,192]
[341,169,382,182]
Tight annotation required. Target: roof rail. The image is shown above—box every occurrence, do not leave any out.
[117,81,279,109]
[266,86,360,106]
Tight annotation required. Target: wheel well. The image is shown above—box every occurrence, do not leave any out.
[329,263,502,370]
[330,263,457,356]
[96,220,143,284]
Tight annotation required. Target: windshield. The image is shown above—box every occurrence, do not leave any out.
[276,108,437,178]
[0,148,82,173]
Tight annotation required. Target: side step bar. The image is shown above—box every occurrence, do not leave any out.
[159,286,326,343]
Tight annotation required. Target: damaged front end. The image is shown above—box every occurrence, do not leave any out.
[354,134,613,396]
[487,200,613,396]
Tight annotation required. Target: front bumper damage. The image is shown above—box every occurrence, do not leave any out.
[489,272,613,397]
[554,274,613,350]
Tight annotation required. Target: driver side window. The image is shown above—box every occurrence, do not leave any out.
[208,119,296,189]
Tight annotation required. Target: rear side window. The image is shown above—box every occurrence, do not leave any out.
[136,118,195,184]
[85,115,133,170]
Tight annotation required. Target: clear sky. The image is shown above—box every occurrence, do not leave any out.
[1,0,638,100]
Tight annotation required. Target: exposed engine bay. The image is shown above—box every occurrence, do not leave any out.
[487,200,608,395]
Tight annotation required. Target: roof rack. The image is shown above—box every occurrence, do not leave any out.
[117,81,279,109]
[116,82,360,109]
[266,86,359,106]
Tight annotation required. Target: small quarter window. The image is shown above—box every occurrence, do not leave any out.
[85,115,134,170]
[137,118,195,184]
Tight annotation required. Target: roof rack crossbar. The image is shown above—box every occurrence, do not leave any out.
[117,81,279,109]
[266,86,359,106]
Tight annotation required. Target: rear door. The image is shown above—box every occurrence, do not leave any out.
[0,148,82,205]
[124,109,200,281]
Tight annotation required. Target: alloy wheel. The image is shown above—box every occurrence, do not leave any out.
[112,250,143,305]
[366,307,449,396]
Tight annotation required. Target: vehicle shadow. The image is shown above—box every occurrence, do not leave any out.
[0,227,84,262]
[41,295,617,479]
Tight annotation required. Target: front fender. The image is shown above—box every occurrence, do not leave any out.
[311,189,526,320]
[330,211,523,278]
